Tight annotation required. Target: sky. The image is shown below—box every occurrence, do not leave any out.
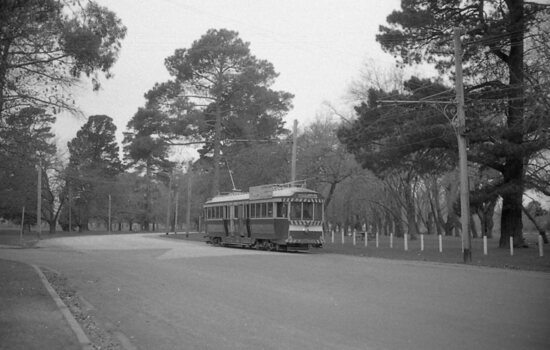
[55,0,405,154]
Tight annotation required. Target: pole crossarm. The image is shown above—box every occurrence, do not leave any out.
[167,138,290,146]
[378,100,455,105]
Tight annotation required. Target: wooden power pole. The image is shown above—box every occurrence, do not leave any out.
[291,119,298,183]
[37,159,42,239]
[454,28,472,263]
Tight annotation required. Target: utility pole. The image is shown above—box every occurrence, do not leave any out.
[165,170,173,235]
[68,184,72,233]
[186,172,192,237]
[174,190,179,234]
[20,206,25,245]
[454,28,472,263]
[108,194,112,233]
[291,119,298,183]
[37,159,42,240]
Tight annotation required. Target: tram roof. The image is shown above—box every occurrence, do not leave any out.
[205,185,320,205]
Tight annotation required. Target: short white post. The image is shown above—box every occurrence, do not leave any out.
[420,234,424,251]
[365,230,368,248]
[353,229,356,246]
[404,233,408,251]
[341,228,344,245]
[331,229,334,244]
[510,236,514,256]
[539,235,544,257]
[390,233,393,248]
[376,231,379,248]
[483,235,487,255]
[438,234,442,253]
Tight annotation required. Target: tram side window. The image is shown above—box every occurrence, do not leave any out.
[303,202,313,220]
[290,202,302,220]
[276,202,288,218]
[260,203,266,217]
[267,203,273,217]
[314,203,323,221]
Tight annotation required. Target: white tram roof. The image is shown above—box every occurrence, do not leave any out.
[205,182,320,205]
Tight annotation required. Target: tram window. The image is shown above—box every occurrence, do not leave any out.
[267,203,273,217]
[290,202,302,220]
[303,202,313,220]
[276,202,288,218]
[260,203,266,217]
[234,205,239,218]
[314,203,322,221]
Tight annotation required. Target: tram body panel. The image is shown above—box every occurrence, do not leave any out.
[203,183,324,250]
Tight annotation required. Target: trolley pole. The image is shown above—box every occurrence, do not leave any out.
[454,28,472,263]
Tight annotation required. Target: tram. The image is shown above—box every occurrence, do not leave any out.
[203,181,324,251]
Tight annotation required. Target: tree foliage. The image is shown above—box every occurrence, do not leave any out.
[66,115,122,231]
[0,107,56,223]
[0,0,127,118]
[339,76,456,178]
[143,28,293,195]
[372,0,550,246]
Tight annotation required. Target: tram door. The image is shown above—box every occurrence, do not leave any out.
[235,205,244,237]
[229,205,241,238]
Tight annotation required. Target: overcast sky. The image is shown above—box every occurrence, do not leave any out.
[55,0,405,150]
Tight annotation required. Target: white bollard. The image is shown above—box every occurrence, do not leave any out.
[539,235,544,257]
[353,229,356,246]
[438,234,442,253]
[364,231,368,247]
[420,234,424,251]
[341,228,344,245]
[331,229,334,244]
[404,233,408,251]
[483,235,487,255]
[510,236,514,256]
[376,231,379,248]
[390,233,393,248]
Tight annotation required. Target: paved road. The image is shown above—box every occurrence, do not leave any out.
[2,233,549,350]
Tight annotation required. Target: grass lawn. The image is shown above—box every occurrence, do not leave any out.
[166,231,550,273]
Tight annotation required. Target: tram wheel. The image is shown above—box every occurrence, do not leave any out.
[253,240,261,250]
[277,244,287,252]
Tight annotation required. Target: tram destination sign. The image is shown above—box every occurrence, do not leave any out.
[249,185,273,200]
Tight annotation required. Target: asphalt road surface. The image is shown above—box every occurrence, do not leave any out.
[2,233,549,350]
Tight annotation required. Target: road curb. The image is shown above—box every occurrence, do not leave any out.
[31,264,94,350]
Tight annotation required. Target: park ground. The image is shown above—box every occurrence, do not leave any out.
[1,228,549,349]
[2,228,548,273]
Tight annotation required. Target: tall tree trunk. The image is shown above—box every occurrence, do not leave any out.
[476,197,497,239]
[500,0,525,248]
[324,181,338,211]
[444,172,460,236]
[430,177,444,236]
